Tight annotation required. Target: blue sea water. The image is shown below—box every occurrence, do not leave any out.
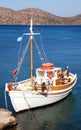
[0,25,81,130]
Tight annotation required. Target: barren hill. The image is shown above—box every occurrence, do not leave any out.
[0,7,81,25]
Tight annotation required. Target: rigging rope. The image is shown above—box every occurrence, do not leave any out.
[14,26,48,80]
[33,37,45,63]
[17,35,23,67]
[23,91,43,130]
[4,88,8,110]
[33,35,48,64]
[16,35,48,78]
[15,37,30,79]
[39,34,48,62]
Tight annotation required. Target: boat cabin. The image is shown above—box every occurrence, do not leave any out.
[35,62,62,86]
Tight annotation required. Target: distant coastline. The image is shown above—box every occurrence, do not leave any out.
[0,7,81,25]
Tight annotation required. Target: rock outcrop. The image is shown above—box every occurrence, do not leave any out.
[0,108,17,130]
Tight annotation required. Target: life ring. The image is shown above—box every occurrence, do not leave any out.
[47,72,53,79]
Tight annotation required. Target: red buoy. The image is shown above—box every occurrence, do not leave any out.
[12,69,18,77]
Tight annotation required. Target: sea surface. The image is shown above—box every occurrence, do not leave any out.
[0,25,81,130]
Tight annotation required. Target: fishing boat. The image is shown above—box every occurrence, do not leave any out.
[5,18,77,112]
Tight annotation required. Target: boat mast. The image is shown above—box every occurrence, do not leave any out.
[30,18,33,86]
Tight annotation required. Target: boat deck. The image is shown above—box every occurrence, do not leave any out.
[7,74,75,92]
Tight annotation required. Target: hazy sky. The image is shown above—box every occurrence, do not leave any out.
[0,0,81,17]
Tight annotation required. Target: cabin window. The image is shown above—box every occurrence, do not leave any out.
[37,71,44,77]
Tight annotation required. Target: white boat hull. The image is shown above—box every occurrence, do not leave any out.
[9,89,71,112]
[6,74,77,112]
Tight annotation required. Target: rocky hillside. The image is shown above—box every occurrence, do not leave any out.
[0,7,81,25]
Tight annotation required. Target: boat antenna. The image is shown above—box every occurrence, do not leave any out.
[31,8,33,22]
[30,18,33,86]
